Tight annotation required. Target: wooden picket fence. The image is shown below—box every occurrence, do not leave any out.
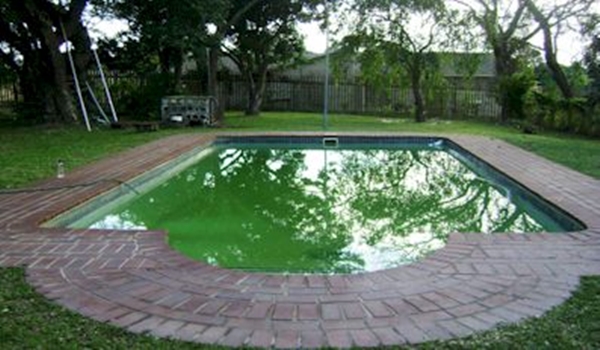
[1,72,501,120]
[0,83,18,106]
[216,75,500,119]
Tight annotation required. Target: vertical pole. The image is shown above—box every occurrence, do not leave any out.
[323,0,330,131]
[85,81,109,123]
[92,48,119,122]
[61,22,91,132]
[206,47,211,96]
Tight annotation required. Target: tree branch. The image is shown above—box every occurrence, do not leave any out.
[505,2,527,38]
[224,0,262,32]
[452,0,478,13]
[222,46,244,70]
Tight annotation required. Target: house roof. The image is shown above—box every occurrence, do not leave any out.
[438,52,496,78]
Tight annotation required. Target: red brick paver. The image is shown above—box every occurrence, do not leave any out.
[1,132,599,349]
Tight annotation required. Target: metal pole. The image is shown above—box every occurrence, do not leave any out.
[92,48,119,122]
[61,22,91,132]
[206,47,211,95]
[323,0,330,131]
[85,81,110,124]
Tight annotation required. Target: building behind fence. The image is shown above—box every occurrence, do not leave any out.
[1,72,501,120]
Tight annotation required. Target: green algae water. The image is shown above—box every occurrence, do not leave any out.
[77,141,572,274]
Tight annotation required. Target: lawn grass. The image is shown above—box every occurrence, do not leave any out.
[0,111,599,348]
[0,126,193,189]
[0,268,220,349]
[1,112,598,190]
[1,267,599,349]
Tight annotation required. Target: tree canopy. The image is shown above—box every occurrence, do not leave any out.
[0,0,91,123]
[223,0,307,115]
[337,0,452,122]
[450,0,597,120]
[1,0,599,127]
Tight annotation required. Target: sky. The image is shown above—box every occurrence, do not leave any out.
[87,1,596,65]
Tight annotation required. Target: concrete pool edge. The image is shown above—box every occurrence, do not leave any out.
[1,132,599,348]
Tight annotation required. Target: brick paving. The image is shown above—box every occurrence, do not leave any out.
[0,132,599,348]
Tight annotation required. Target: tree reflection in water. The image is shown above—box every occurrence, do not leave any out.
[88,146,550,273]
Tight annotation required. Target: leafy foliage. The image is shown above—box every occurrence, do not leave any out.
[93,0,228,92]
[92,0,307,120]
[111,73,173,120]
[95,37,159,75]
[337,0,450,122]
[584,35,600,109]
[451,0,595,122]
[0,0,92,123]
[224,0,307,115]
[528,61,600,135]
[499,69,536,120]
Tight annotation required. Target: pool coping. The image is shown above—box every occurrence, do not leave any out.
[1,132,599,348]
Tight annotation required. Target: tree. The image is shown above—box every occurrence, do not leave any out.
[93,0,223,92]
[453,0,597,121]
[0,0,92,123]
[202,0,263,123]
[96,0,263,122]
[94,36,158,75]
[584,35,600,108]
[452,0,540,122]
[223,0,306,116]
[523,0,596,100]
[340,0,449,122]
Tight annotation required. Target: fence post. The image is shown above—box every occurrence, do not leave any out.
[13,80,19,103]
[362,84,366,113]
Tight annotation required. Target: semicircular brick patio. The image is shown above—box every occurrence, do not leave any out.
[1,133,599,348]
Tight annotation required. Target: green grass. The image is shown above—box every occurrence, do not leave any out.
[1,112,598,190]
[502,134,600,179]
[0,126,193,189]
[0,267,599,349]
[0,111,599,348]
[0,268,220,349]
[421,275,600,349]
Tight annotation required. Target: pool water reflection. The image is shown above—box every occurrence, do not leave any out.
[85,144,564,273]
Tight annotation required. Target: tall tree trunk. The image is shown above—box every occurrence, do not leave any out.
[245,71,258,116]
[157,46,185,93]
[172,47,184,93]
[13,0,91,124]
[158,48,171,75]
[524,0,574,99]
[493,42,517,123]
[246,67,268,116]
[208,46,224,123]
[41,21,78,123]
[71,19,92,86]
[410,60,426,123]
[19,60,47,121]
[542,30,573,99]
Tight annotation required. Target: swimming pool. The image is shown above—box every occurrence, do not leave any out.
[46,136,583,274]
